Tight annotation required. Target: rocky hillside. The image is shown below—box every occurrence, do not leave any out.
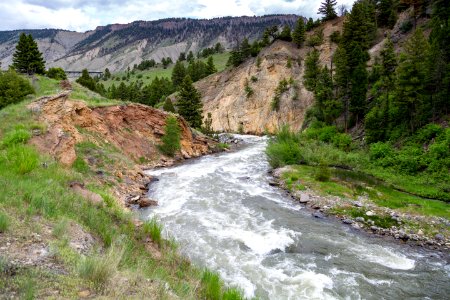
[195,18,343,134]
[0,15,298,72]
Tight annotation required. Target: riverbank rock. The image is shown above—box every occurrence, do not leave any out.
[138,198,158,208]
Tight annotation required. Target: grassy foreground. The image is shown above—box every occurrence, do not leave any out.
[0,76,245,299]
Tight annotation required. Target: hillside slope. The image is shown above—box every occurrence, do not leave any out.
[0,15,298,72]
[195,18,343,134]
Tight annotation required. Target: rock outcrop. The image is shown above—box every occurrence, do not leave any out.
[28,92,214,167]
[195,18,343,134]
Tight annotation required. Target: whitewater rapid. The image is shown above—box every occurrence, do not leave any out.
[142,135,449,299]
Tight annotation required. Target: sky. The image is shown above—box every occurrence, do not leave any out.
[0,0,356,32]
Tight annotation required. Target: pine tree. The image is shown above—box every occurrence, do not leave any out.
[206,56,217,75]
[12,33,45,75]
[187,51,195,62]
[292,18,306,47]
[279,25,292,42]
[395,29,430,132]
[104,68,111,79]
[377,0,398,28]
[171,60,187,89]
[176,76,203,128]
[159,115,181,157]
[318,0,338,21]
[76,69,97,92]
[163,97,175,113]
[304,50,321,92]
[306,18,315,31]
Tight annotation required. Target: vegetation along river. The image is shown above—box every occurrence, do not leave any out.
[142,135,450,299]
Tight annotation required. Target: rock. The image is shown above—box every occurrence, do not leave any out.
[352,201,363,207]
[366,211,375,216]
[268,181,279,187]
[343,219,354,224]
[78,290,91,298]
[435,234,444,241]
[312,212,325,219]
[417,229,424,236]
[299,194,310,203]
[370,226,379,231]
[355,217,365,222]
[127,195,140,204]
[138,198,158,208]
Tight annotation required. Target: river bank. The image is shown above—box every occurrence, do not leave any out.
[271,165,450,255]
[142,135,450,299]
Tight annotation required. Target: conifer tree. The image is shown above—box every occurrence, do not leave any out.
[395,29,430,132]
[12,33,45,75]
[206,56,217,75]
[318,0,338,21]
[163,97,176,113]
[159,115,181,157]
[279,25,292,42]
[292,18,306,47]
[304,49,321,92]
[171,60,187,89]
[377,0,398,28]
[176,76,203,128]
[306,18,315,31]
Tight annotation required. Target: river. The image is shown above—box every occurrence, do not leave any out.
[142,135,449,299]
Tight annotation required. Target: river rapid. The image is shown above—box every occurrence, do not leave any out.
[142,135,449,299]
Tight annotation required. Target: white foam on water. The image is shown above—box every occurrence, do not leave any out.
[142,135,448,299]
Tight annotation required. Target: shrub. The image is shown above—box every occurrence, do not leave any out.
[330,31,341,43]
[158,115,181,157]
[369,142,394,161]
[244,82,253,98]
[0,69,34,109]
[266,140,302,168]
[332,133,352,151]
[400,20,413,33]
[46,67,67,80]
[412,124,444,145]
[222,288,244,300]
[0,212,9,233]
[6,145,39,174]
[1,128,31,148]
[250,76,258,82]
[142,218,163,247]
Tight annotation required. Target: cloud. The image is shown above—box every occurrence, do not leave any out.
[0,0,356,32]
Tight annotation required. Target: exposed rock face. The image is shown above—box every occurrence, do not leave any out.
[28,92,214,166]
[194,18,345,134]
[195,41,313,134]
[0,15,298,72]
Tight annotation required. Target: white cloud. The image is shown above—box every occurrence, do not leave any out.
[0,0,356,32]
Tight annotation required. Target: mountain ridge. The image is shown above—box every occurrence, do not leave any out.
[0,15,301,72]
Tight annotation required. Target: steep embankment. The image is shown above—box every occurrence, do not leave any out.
[195,19,343,134]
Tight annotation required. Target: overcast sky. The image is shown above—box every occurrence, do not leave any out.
[0,0,356,32]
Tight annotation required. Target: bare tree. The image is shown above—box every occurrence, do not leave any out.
[338,4,348,17]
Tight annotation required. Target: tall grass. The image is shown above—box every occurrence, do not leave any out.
[201,270,222,300]
[6,145,39,175]
[78,245,124,290]
[142,218,164,247]
[0,211,9,233]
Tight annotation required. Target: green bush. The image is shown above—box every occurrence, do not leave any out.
[1,128,31,148]
[0,69,34,109]
[332,133,352,151]
[315,166,331,182]
[6,145,39,174]
[369,142,394,161]
[400,20,413,33]
[412,124,444,145]
[330,31,341,43]
[0,212,9,233]
[266,140,302,168]
[158,115,181,157]
[46,67,67,80]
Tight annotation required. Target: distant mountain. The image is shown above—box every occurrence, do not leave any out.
[0,15,300,72]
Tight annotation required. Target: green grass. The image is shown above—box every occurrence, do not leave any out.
[283,165,450,219]
[0,211,9,233]
[201,270,222,300]
[142,218,164,247]
[77,245,124,290]
[103,52,230,89]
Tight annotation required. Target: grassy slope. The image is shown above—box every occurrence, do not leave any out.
[0,76,244,299]
[103,52,230,89]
